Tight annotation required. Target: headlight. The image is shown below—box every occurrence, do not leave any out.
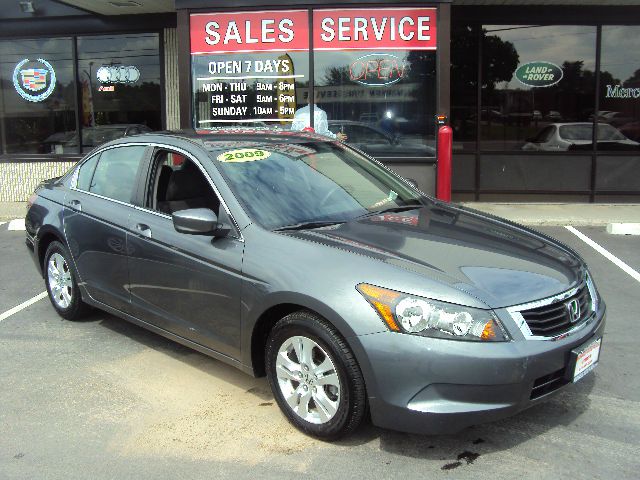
[585,270,600,313]
[357,283,509,342]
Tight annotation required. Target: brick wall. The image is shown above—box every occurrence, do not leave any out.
[0,161,77,201]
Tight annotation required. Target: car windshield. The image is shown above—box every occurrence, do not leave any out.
[208,140,422,230]
[559,124,626,141]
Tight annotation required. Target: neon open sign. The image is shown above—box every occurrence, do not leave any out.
[349,53,408,87]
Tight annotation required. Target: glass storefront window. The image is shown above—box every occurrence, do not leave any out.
[599,26,640,151]
[192,51,309,129]
[0,37,75,154]
[314,49,437,159]
[77,33,161,152]
[480,25,597,152]
[450,24,479,153]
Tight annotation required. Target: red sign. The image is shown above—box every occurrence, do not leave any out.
[190,10,309,54]
[313,8,437,51]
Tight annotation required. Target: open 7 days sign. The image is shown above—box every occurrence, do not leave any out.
[190,8,437,54]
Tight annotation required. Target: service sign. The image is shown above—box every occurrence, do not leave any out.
[190,10,309,54]
[313,8,437,51]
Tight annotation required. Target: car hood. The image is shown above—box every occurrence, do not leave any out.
[285,203,584,308]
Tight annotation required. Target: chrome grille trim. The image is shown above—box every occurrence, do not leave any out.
[507,282,596,341]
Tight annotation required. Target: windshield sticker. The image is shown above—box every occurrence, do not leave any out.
[217,148,271,162]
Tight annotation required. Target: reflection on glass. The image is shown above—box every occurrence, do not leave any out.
[0,38,75,154]
[314,50,436,158]
[479,25,597,151]
[77,33,161,152]
[191,52,309,129]
[599,26,640,150]
[451,24,479,152]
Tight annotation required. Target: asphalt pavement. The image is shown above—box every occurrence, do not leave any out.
[0,223,638,480]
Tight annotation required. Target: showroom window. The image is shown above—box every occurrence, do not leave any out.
[479,25,597,152]
[77,33,161,152]
[0,33,161,157]
[0,37,76,154]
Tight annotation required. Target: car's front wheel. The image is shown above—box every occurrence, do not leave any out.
[44,241,89,321]
[265,310,366,439]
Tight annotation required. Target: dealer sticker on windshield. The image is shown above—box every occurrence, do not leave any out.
[217,148,271,163]
[573,337,601,383]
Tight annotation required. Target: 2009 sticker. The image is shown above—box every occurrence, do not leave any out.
[217,148,271,162]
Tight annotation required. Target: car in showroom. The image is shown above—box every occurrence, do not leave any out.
[25,129,605,439]
[522,122,639,151]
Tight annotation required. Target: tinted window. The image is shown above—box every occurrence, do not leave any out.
[532,126,555,143]
[89,145,146,202]
[0,37,76,154]
[76,153,100,191]
[480,25,597,151]
[314,49,436,157]
[77,34,161,152]
[599,26,640,151]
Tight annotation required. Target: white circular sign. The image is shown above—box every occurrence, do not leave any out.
[13,58,56,102]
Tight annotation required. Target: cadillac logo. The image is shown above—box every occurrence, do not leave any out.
[13,58,56,102]
[566,299,581,323]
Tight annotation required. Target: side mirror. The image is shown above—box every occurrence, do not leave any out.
[172,208,221,235]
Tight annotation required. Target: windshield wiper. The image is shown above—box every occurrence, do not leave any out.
[273,220,346,232]
[358,202,423,219]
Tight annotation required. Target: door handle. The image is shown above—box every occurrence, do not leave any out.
[134,223,152,238]
[68,199,82,212]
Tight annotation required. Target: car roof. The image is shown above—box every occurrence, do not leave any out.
[94,128,333,152]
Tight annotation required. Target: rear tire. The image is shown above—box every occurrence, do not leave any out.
[44,241,90,321]
[265,310,366,440]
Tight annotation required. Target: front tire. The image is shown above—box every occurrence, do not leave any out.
[265,310,366,440]
[44,241,89,321]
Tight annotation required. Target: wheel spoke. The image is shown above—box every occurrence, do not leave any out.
[285,386,302,410]
[313,357,334,376]
[48,262,58,279]
[276,361,299,382]
[313,389,338,421]
[316,372,339,387]
[297,389,312,419]
[61,288,72,307]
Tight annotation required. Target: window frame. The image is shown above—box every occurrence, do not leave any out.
[71,143,152,207]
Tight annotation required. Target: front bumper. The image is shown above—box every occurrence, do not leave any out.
[352,305,606,435]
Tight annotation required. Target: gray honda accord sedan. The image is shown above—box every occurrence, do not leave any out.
[25,130,605,439]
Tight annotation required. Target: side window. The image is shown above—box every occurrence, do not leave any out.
[76,153,100,191]
[148,149,221,216]
[89,145,147,203]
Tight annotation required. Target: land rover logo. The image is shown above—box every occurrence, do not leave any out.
[566,299,581,323]
[515,61,563,88]
[12,58,56,102]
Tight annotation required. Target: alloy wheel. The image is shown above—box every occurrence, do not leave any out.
[48,252,73,309]
[275,335,341,424]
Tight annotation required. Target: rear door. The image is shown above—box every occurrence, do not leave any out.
[126,146,244,359]
[64,144,150,313]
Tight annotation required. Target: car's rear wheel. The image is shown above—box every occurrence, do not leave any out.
[44,241,89,321]
[265,310,366,440]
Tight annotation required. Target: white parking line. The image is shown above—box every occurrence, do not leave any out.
[8,219,25,231]
[0,292,48,322]
[566,225,640,283]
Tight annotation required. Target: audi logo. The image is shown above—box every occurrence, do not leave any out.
[96,65,140,84]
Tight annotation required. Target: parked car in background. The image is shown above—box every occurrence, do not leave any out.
[328,120,435,158]
[522,122,639,151]
[44,124,152,153]
[26,130,605,440]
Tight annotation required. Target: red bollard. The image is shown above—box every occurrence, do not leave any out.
[436,125,453,202]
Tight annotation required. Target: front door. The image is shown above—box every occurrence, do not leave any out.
[126,148,244,359]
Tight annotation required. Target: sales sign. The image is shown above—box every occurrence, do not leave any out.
[313,8,437,51]
[190,10,309,54]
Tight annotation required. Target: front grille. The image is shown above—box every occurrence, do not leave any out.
[521,285,592,337]
[530,368,568,399]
